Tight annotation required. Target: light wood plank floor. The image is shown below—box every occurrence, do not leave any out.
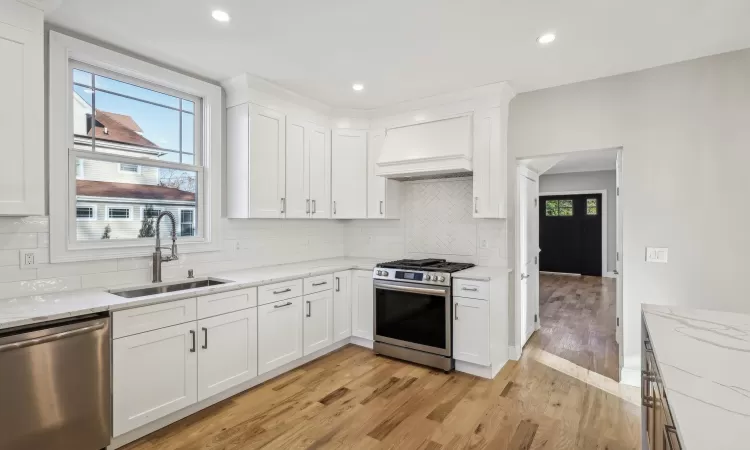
[534,274,619,381]
[121,340,639,449]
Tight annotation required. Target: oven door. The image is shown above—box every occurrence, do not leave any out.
[373,280,451,357]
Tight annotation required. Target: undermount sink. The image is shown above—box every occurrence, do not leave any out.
[109,278,231,298]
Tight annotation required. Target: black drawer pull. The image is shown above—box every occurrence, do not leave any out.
[312,281,327,287]
[273,288,292,295]
[274,302,293,309]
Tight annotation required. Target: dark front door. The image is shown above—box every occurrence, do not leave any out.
[539,194,602,276]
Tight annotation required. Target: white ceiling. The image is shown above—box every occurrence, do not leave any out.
[47,0,750,110]
[542,149,618,175]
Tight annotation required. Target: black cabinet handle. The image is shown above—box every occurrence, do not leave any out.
[306,301,311,317]
[202,327,208,349]
[274,302,293,309]
[335,277,340,292]
[312,281,327,287]
[189,330,196,353]
[273,288,292,295]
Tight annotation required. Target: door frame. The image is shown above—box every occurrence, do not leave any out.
[513,164,539,358]
[538,189,608,277]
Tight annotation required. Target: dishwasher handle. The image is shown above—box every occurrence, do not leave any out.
[0,321,107,353]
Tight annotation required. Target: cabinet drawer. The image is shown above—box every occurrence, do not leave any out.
[197,287,257,319]
[258,279,303,305]
[113,298,197,339]
[453,279,489,300]
[304,274,333,294]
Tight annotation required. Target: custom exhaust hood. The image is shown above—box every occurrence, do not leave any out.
[375,115,473,180]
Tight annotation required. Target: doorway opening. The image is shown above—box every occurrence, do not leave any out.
[515,148,623,382]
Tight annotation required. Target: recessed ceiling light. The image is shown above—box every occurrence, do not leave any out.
[537,33,556,45]
[212,10,230,22]
[352,83,364,92]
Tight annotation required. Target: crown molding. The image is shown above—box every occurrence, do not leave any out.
[18,0,62,12]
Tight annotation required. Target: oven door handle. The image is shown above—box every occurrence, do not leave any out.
[374,281,448,296]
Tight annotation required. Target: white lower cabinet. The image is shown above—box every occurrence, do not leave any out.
[303,290,333,355]
[258,296,304,374]
[352,270,374,340]
[452,297,490,366]
[333,271,352,342]
[113,322,198,436]
[197,308,258,401]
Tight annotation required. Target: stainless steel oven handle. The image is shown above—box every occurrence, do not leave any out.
[375,282,448,296]
[0,322,106,353]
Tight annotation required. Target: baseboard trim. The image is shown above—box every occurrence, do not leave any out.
[620,366,641,387]
[508,345,522,360]
[455,360,492,378]
[540,271,581,277]
[350,335,374,349]
[109,339,350,449]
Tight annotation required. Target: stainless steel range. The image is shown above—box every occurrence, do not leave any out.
[373,258,474,371]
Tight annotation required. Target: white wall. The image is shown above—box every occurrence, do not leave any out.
[507,47,750,381]
[346,178,507,266]
[539,170,616,272]
[0,217,344,299]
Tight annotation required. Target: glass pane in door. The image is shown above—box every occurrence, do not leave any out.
[375,287,446,350]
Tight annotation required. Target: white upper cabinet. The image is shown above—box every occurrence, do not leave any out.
[367,129,400,219]
[308,125,331,218]
[0,2,44,216]
[285,117,309,219]
[331,129,368,219]
[473,106,507,218]
[227,103,286,218]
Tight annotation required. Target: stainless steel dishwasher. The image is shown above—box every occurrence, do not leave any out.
[0,314,111,450]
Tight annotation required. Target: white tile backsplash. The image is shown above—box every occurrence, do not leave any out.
[0,178,506,300]
[0,216,346,300]
[345,178,507,266]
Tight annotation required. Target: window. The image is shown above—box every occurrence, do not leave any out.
[545,199,574,217]
[71,63,200,241]
[107,207,132,220]
[586,198,598,215]
[119,163,141,174]
[180,209,195,237]
[49,31,222,262]
[76,205,96,220]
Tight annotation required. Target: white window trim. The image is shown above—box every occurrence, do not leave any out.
[49,31,222,263]
[76,204,97,221]
[105,206,133,221]
[118,163,142,174]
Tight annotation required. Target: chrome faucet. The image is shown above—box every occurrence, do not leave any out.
[152,211,179,283]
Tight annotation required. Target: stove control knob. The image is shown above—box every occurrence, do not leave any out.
[438,276,446,282]
[426,275,434,281]
[382,271,389,276]
[376,270,382,276]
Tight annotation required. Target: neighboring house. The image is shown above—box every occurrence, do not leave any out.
[73,92,197,240]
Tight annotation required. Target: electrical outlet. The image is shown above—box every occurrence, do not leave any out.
[19,249,39,269]
[646,247,668,263]
[480,239,489,249]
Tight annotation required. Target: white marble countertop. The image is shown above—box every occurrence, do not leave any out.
[642,304,750,450]
[452,265,512,281]
[0,257,383,332]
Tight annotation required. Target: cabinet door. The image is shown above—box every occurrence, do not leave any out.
[453,297,490,366]
[472,107,505,218]
[309,125,330,219]
[285,117,309,218]
[0,21,43,215]
[333,271,352,342]
[249,104,286,218]
[113,322,197,436]
[197,308,258,401]
[303,290,333,355]
[367,129,386,218]
[331,129,367,218]
[351,270,374,340]
[258,297,303,374]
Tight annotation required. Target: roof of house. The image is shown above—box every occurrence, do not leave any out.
[90,110,161,149]
[77,180,195,202]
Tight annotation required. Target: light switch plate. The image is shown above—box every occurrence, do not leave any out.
[646,247,668,263]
